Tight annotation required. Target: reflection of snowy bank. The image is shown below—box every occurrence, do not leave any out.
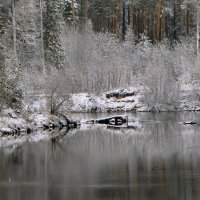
[66,121,200,162]
[0,128,70,153]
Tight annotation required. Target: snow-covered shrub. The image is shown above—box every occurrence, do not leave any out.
[44,69,72,115]
[61,28,134,93]
[172,37,196,83]
[21,69,73,115]
[20,26,200,112]
[143,58,180,111]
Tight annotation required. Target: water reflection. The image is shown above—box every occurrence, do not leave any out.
[0,112,200,200]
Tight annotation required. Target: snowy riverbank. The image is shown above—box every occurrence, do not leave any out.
[0,83,199,137]
[0,108,73,136]
[70,85,200,112]
[23,84,200,114]
[70,87,142,112]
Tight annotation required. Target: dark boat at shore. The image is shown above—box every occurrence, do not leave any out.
[86,116,128,126]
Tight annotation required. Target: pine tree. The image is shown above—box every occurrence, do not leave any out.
[79,0,88,30]
[0,2,9,108]
[43,0,64,70]
[0,1,22,110]
[63,0,77,25]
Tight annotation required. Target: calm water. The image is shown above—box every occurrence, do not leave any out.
[1,112,200,200]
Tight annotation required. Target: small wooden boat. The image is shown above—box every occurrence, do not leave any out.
[86,116,127,125]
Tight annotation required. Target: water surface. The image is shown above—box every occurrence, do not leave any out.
[0,112,200,200]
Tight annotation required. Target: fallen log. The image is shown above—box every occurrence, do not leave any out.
[106,91,134,99]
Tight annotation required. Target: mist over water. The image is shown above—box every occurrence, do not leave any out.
[0,112,200,200]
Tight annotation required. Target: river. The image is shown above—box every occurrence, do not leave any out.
[0,112,200,200]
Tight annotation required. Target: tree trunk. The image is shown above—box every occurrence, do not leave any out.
[80,0,88,30]
[130,1,134,31]
[142,0,147,34]
[185,6,189,35]
[12,0,20,79]
[197,2,200,55]
[147,0,151,38]
[113,0,121,38]
[151,9,155,43]
[157,0,163,41]
[173,3,177,41]
[40,0,46,75]
[72,0,75,23]
[128,5,131,25]
[122,1,126,41]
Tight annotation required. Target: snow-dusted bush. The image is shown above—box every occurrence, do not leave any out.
[21,26,200,112]
[143,54,180,111]
[143,44,180,111]
[21,69,73,115]
[172,37,196,82]
[61,28,134,93]
[44,70,73,115]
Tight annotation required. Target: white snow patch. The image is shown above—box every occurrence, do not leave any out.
[70,87,143,112]
[2,108,18,118]
[28,113,61,128]
[23,93,47,113]
[0,117,34,133]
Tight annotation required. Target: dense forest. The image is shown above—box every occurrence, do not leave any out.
[0,0,200,112]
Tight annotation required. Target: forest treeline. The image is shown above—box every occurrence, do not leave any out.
[85,0,196,43]
[0,0,200,112]
[74,0,197,43]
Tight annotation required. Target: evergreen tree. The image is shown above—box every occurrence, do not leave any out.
[43,0,64,70]
[0,1,22,110]
[63,0,78,25]
[0,2,9,108]
[90,0,115,32]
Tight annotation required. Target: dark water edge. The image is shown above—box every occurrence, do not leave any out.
[0,112,200,200]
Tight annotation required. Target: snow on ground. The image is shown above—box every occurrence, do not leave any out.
[0,108,68,136]
[70,84,200,112]
[70,87,143,112]
[22,83,200,113]
[28,113,67,128]
[0,116,35,135]
[1,83,200,147]
[23,94,47,113]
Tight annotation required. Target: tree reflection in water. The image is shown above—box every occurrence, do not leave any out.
[0,112,200,200]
